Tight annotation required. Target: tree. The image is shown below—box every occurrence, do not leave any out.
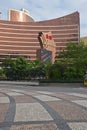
[58,42,87,79]
[2,56,29,80]
[13,56,29,80]
[0,68,5,79]
[28,59,46,79]
[47,61,63,79]
[2,57,14,79]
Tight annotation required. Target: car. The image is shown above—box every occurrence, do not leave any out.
[84,73,87,86]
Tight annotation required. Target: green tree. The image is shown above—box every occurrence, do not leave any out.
[58,42,87,79]
[0,68,5,79]
[2,57,14,79]
[14,56,29,80]
[2,56,29,80]
[47,61,63,79]
[28,59,46,79]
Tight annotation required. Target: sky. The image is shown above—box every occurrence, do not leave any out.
[0,0,87,37]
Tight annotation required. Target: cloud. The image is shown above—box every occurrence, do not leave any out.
[25,0,71,21]
[64,0,87,8]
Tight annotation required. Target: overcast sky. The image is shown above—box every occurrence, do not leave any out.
[0,0,87,37]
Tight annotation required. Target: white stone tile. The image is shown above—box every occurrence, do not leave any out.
[0,97,9,103]
[11,89,25,93]
[34,95,60,101]
[7,92,24,96]
[12,89,25,93]
[72,100,87,108]
[68,122,87,130]
[37,91,54,95]
[67,93,87,98]
[14,103,53,122]
[10,89,37,95]
[25,92,37,95]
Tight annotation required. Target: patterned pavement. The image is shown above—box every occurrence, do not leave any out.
[0,88,87,130]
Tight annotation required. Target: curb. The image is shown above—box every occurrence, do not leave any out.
[0,81,39,86]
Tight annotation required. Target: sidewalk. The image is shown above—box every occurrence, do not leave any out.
[0,81,85,88]
[0,81,39,86]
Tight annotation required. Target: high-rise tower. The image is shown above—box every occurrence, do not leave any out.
[8,8,34,22]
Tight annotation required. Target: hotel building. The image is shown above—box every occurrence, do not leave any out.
[0,9,80,61]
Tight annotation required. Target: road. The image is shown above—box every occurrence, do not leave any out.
[0,83,87,130]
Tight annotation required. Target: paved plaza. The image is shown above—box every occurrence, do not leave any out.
[0,83,87,130]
